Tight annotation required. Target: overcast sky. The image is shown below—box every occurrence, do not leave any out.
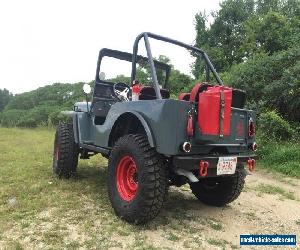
[0,0,221,94]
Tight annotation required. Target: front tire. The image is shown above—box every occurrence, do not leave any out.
[53,122,78,178]
[108,134,168,224]
[190,168,246,206]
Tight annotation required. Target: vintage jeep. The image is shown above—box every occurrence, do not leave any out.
[53,32,257,224]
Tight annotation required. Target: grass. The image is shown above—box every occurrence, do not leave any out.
[166,232,180,241]
[0,127,298,249]
[207,238,228,247]
[206,218,223,231]
[257,139,300,178]
[255,184,296,200]
[0,127,232,249]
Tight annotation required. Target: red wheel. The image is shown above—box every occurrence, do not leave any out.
[108,134,168,224]
[116,155,138,201]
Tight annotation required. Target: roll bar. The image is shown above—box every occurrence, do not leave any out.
[130,32,224,99]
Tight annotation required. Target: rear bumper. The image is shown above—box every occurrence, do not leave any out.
[172,154,257,178]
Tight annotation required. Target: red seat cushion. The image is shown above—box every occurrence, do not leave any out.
[189,83,212,102]
[178,93,190,101]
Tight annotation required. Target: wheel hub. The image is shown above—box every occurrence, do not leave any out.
[116,156,138,201]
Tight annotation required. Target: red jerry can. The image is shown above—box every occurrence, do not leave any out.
[198,86,232,136]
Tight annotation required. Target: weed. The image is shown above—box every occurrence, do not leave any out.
[207,238,228,247]
[255,184,296,200]
[166,231,180,241]
[207,218,223,230]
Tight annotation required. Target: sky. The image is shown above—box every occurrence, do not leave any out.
[0,0,221,94]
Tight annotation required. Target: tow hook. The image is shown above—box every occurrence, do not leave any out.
[199,160,209,177]
[247,158,255,172]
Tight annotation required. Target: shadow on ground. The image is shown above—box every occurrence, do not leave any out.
[68,162,230,228]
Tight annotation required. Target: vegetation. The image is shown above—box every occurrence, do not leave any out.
[258,111,294,140]
[255,184,296,200]
[0,83,88,127]
[194,0,300,123]
[257,140,300,177]
[0,88,12,112]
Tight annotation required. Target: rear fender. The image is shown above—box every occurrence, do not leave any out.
[109,111,155,147]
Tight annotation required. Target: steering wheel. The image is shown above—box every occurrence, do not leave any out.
[113,82,131,101]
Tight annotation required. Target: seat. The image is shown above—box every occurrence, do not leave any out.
[177,83,212,102]
[189,83,212,102]
[138,86,170,100]
[178,93,190,101]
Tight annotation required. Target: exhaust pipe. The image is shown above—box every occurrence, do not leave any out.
[174,168,199,183]
[182,142,192,153]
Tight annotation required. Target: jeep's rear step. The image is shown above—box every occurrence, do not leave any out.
[173,155,257,178]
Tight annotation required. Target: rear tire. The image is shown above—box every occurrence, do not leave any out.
[53,122,78,178]
[190,167,245,206]
[108,134,168,224]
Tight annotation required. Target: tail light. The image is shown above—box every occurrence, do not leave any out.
[248,118,255,137]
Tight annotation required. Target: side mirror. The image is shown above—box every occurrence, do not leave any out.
[83,83,91,94]
[99,72,106,80]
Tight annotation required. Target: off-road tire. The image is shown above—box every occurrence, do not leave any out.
[108,134,168,224]
[190,167,246,206]
[53,122,78,178]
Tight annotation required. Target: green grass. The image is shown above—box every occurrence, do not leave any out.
[255,184,296,200]
[257,139,300,177]
[206,218,223,231]
[166,232,180,241]
[207,238,228,247]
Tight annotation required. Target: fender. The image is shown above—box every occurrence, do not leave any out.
[111,111,155,147]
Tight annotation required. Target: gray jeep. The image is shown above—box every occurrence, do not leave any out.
[53,32,257,224]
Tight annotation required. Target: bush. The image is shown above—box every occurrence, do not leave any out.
[48,110,72,126]
[259,111,294,140]
[0,109,26,127]
[223,46,300,122]
[257,140,300,177]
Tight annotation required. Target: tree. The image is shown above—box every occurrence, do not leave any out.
[194,0,255,75]
[0,88,12,112]
[193,0,300,76]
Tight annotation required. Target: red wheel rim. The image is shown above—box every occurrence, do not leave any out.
[116,156,138,201]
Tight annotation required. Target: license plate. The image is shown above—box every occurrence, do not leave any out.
[217,156,237,175]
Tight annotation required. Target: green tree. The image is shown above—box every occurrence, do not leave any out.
[0,88,13,112]
[194,0,255,74]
